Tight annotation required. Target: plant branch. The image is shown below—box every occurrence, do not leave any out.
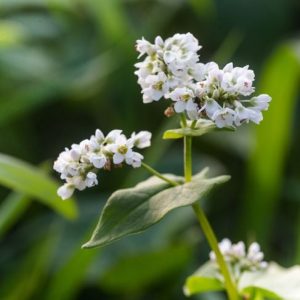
[141,162,179,186]
[181,114,239,300]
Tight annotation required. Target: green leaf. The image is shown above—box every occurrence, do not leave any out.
[163,120,235,139]
[0,233,57,300]
[0,153,77,220]
[239,42,300,245]
[183,262,224,296]
[163,122,216,140]
[239,262,300,300]
[86,0,133,52]
[82,168,230,249]
[0,192,30,237]
[44,240,99,300]
[184,262,299,299]
[241,287,281,299]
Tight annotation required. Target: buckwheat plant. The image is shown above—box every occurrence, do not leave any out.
[54,33,300,299]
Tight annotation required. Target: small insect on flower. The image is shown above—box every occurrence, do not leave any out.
[54,129,152,200]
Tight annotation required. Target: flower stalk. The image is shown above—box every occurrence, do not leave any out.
[141,162,179,187]
[181,115,239,300]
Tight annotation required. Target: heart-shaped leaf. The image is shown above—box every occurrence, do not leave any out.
[82,168,230,249]
[239,262,300,300]
[184,261,300,299]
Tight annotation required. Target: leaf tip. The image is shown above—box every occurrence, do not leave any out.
[183,285,191,297]
[162,130,182,139]
[81,241,93,249]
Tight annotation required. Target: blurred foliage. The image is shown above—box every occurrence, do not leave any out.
[0,0,300,299]
[239,43,300,249]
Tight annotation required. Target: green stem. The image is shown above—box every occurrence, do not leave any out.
[181,115,239,300]
[184,136,192,182]
[141,162,179,187]
[192,203,239,300]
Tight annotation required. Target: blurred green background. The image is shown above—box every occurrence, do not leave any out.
[0,0,300,299]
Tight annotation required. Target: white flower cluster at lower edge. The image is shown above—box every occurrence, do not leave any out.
[209,238,268,279]
[53,129,151,200]
[135,33,272,129]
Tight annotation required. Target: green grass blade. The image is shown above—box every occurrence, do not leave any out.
[0,192,30,237]
[239,43,300,244]
[0,153,78,219]
[0,233,57,300]
[86,0,133,50]
[44,241,99,300]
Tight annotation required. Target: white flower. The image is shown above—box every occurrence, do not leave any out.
[210,238,232,261]
[251,94,271,111]
[54,129,151,200]
[212,107,236,128]
[85,172,98,187]
[204,98,222,118]
[125,151,144,168]
[247,242,267,269]
[167,87,198,115]
[79,139,94,154]
[69,148,81,161]
[136,37,156,58]
[189,63,206,81]
[68,176,86,191]
[111,135,135,164]
[135,33,271,128]
[168,87,194,102]
[210,239,268,277]
[163,33,200,71]
[131,131,152,149]
[89,153,107,168]
[231,241,246,259]
[135,33,202,105]
[142,72,169,103]
[57,183,75,200]
[94,129,105,143]
[134,60,156,84]
[155,36,164,48]
[235,102,263,125]
[206,67,223,86]
[219,238,232,254]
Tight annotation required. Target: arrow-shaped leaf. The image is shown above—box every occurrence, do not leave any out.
[82,169,230,249]
[239,262,300,300]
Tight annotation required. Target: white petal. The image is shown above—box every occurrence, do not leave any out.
[106,130,122,143]
[132,131,152,149]
[205,99,221,118]
[90,154,106,169]
[113,153,124,164]
[115,134,127,146]
[155,36,164,47]
[85,172,98,187]
[95,129,104,141]
[186,99,197,111]
[57,184,74,200]
[223,62,233,72]
[174,101,186,113]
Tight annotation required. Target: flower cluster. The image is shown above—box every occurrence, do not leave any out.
[54,129,151,200]
[210,239,268,278]
[135,33,271,128]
